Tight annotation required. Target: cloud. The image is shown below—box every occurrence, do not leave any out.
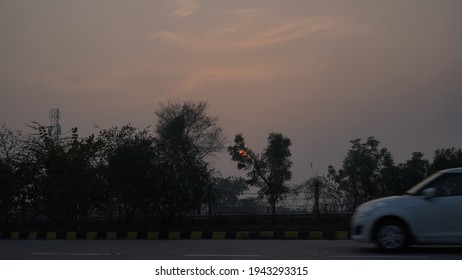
[173,0,199,17]
[31,64,179,100]
[233,18,341,49]
[171,65,277,94]
[154,11,342,51]
[151,9,336,96]
[168,60,327,96]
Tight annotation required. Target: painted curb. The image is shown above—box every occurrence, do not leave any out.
[0,230,349,240]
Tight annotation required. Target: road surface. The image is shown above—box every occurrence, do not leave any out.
[1,240,462,260]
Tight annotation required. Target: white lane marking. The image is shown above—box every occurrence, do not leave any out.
[184,254,261,257]
[64,253,113,256]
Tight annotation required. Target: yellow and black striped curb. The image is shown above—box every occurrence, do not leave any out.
[0,230,349,240]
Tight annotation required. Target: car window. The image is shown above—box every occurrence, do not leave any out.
[427,173,462,197]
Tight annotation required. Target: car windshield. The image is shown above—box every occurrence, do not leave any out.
[404,172,443,195]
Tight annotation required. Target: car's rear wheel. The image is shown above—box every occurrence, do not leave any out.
[374,219,409,252]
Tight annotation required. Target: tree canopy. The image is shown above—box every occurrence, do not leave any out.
[1,101,462,225]
[228,132,293,215]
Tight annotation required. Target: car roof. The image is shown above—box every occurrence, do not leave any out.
[439,167,462,173]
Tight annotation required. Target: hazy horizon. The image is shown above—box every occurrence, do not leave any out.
[2,0,462,183]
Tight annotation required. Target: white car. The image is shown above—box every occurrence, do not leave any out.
[351,167,462,252]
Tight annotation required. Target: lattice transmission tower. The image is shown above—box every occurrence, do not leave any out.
[49,108,61,143]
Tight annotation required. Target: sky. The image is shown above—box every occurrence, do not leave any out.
[1,0,462,183]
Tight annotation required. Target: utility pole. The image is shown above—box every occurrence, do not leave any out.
[310,163,321,218]
[48,108,61,143]
[313,177,320,219]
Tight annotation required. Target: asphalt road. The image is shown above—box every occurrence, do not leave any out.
[1,240,462,260]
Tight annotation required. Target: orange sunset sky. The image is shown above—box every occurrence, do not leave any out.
[1,0,462,182]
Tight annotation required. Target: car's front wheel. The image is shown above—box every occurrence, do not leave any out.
[374,219,409,252]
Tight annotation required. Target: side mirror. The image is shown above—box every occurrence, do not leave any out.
[423,188,437,199]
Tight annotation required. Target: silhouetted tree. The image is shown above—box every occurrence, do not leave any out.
[0,123,23,167]
[211,176,249,214]
[155,100,225,159]
[151,100,225,222]
[0,124,23,221]
[97,125,155,222]
[150,137,213,222]
[228,133,293,216]
[0,159,18,222]
[19,123,103,226]
[296,175,347,214]
[328,137,395,211]
[429,148,462,174]
[395,152,430,194]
